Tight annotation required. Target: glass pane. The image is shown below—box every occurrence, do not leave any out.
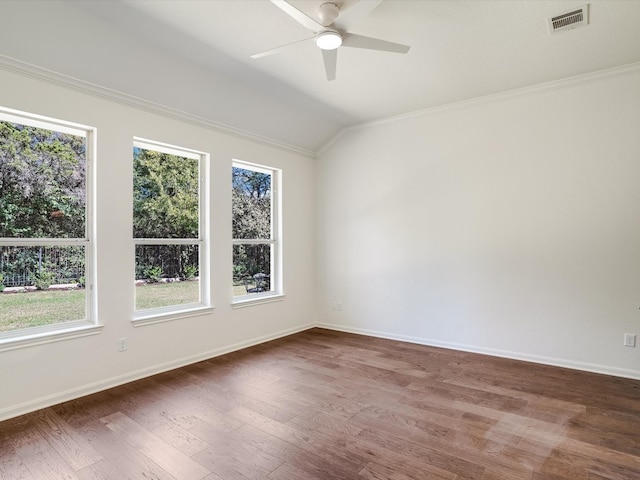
[0,121,86,238]
[0,245,86,332]
[135,244,200,311]
[133,147,199,239]
[232,166,271,240]
[233,244,271,296]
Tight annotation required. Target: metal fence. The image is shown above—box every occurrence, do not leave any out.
[0,244,201,287]
[134,244,199,280]
[0,246,84,287]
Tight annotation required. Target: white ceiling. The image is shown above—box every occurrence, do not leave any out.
[2,1,640,154]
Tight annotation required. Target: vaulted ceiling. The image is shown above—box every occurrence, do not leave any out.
[2,1,640,155]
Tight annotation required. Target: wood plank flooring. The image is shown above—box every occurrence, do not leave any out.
[1,328,639,479]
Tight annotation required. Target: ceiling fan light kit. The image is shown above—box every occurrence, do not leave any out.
[316,30,342,50]
[253,0,410,81]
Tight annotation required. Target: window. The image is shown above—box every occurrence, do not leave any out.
[133,139,209,321]
[0,107,97,346]
[232,160,282,303]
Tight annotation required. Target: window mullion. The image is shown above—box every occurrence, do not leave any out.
[0,238,88,246]
[134,238,200,245]
[232,239,274,245]
[133,139,208,320]
[232,160,281,302]
[0,106,95,344]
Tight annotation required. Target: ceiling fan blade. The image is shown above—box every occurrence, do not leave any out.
[250,37,314,59]
[322,48,337,81]
[333,0,382,30]
[270,0,324,32]
[342,33,410,54]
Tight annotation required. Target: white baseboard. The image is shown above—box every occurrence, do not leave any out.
[0,323,315,422]
[316,322,640,381]
[5,320,638,422]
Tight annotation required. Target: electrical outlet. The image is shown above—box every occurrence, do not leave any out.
[623,333,636,347]
[118,337,128,352]
[331,301,343,311]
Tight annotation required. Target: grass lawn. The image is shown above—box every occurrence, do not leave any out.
[0,289,85,332]
[135,280,200,311]
[0,281,201,332]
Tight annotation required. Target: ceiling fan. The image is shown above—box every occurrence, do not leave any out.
[251,0,410,81]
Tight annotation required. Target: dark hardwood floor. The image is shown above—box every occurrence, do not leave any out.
[1,328,639,479]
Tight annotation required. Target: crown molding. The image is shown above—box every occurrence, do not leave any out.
[0,54,315,159]
[317,61,640,156]
[5,52,638,161]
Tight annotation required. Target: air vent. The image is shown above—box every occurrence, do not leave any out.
[548,4,589,34]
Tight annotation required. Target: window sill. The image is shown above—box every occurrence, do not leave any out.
[232,293,285,309]
[0,323,104,353]
[132,305,214,327]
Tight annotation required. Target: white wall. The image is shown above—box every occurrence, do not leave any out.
[316,65,640,379]
[0,67,316,420]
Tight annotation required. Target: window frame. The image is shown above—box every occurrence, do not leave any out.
[232,159,283,306]
[132,138,211,324]
[0,107,99,350]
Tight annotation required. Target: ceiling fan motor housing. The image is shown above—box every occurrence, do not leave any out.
[319,2,340,26]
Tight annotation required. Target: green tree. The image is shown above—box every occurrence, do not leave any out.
[133,148,198,239]
[0,121,85,239]
[0,121,86,286]
[133,148,199,279]
[232,167,270,239]
[232,167,271,285]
